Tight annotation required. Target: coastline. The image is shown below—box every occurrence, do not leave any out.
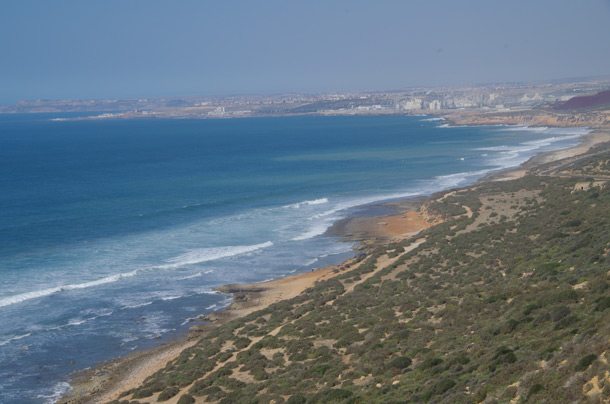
[482,128,610,182]
[60,122,610,404]
[62,206,435,403]
[62,263,348,403]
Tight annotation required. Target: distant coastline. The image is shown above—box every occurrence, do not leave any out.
[2,76,609,124]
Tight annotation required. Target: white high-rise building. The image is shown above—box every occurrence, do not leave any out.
[428,100,442,111]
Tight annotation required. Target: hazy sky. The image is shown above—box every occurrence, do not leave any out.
[1,0,610,102]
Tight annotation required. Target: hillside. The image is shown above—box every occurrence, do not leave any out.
[555,90,610,111]
[102,145,610,404]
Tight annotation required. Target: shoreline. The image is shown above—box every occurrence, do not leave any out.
[60,123,610,404]
[482,128,610,182]
[61,202,437,403]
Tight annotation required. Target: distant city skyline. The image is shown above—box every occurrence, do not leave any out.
[1,0,610,103]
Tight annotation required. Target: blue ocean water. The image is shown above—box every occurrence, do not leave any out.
[0,114,586,402]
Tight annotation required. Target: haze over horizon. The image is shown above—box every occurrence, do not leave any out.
[2,0,610,103]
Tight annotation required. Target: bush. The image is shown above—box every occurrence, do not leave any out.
[189,378,214,396]
[132,387,154,399]
[420,357,443,369]
[286,393,308,404]
[575,354,597,371]
[388,356,412,370]
[431,378,456,395]
[490,347,517,371]
[393,328,410,340]
[158,386,180,401]
[527,383,544,399]
[177,394,195,404]
[595,296,610,311]
[523,302,541,315]
[234,336,251,349]
[502,318,519,333]
[554,314,578,329]
[315,388,353,402]
[550,306,570,322]
[200,385,224,400]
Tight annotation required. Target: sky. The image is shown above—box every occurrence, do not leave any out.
[1,0,610,103]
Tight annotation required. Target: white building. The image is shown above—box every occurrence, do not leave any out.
[208,106,226,116]
[428,100,442,111]
[400,98,423,110]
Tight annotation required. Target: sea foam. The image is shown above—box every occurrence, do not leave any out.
[37,381,71,404]
[0,332,32,347]
[160,241,274,269]
[479,129,587,169]
[0,271,138,308]
[284,198,329,209]
[0,242,273,309]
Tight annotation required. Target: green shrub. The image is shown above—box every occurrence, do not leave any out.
[550,306,570,322]
[286,393,308,404]
[431,378,456,395]
[201,385,224,400]
[490,347,517,371]
[527,383,544,399]
[554,313,578,329]
[575,354,597,371]
[420,357,443,369]
[523,302,541,315]
[177,394,195,404]
[595,296,610,311]
[564,219,582,227]
[388,356,412,370]
[502,318,520,333]
[158,386,180,401]
[131,387,154,399]
[234,336,251,349]
[315,388,353,402]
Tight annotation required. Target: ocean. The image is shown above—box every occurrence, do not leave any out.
[0,114,587,402]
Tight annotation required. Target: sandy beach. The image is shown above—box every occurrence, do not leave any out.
[60,122,610,404]
[329,209,433,242]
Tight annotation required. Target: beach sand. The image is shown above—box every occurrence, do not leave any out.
[330,210,432,242]
[60,125,610,404]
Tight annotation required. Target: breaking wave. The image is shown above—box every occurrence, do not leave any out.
[160,241,273,269]
[0,242,273,309]
[283,198,329,209]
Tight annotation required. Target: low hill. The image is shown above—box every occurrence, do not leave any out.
[555,89,610,110]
